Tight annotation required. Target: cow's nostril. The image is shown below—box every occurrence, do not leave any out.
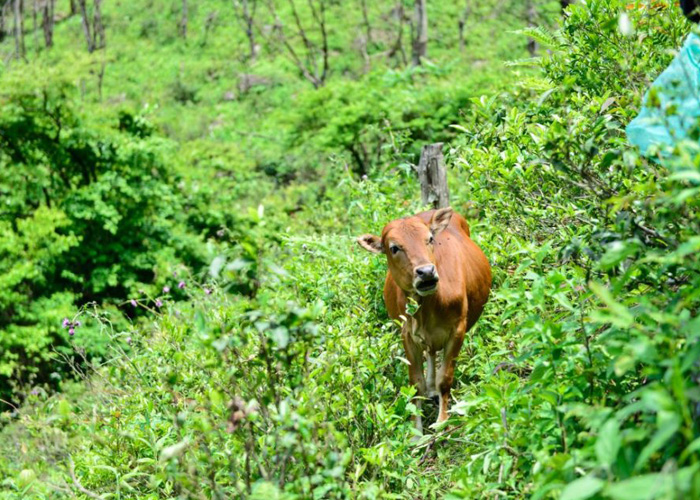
[415,265,436,278]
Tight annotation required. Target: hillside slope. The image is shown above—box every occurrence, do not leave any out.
[3,1,700,499]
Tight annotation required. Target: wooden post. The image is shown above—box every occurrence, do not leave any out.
[417,143,450,209]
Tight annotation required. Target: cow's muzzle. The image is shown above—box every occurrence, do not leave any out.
[414,265,439,296]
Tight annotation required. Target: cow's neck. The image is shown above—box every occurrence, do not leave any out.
[403,290,434,322]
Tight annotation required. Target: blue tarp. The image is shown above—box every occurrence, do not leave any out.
[627,32,700,155]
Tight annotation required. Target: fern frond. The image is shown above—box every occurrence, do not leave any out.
[512,26,562,49]
[516,77,554,92]
[504,57,542,68]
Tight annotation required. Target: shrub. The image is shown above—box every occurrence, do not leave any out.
[0,81,206,407]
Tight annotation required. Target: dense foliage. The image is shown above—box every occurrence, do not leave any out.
[0,77,208,403]
[1,0,700,499]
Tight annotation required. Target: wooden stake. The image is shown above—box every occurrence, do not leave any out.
[417,143,450,209]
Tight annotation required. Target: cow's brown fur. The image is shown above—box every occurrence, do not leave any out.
[358,208,491,432]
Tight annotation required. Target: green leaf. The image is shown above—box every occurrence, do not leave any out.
[209,256,226,278]
[159,439,190,462]
[250,481,288,500]
[504,57,542,68]
[194,310,206,333]
[57,399,72,418]
[634,414,680,471]
[605,474,664,500]
[560,475,604,500]
[669,170,700,184]
[270,327,289,349]
[595,419,621,467]
[599,241,639,271]
[680,436,700,463]
[589,281,634,328]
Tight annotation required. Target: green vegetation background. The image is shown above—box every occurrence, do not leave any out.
[1,0,700,499]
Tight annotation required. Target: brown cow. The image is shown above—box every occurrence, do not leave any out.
[357,207,491,433]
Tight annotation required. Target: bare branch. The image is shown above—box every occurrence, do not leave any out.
[258,0,329,88]
[232,0,258,60]
[67,456,106,500]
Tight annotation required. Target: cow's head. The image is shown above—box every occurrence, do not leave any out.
[357,207,453,296]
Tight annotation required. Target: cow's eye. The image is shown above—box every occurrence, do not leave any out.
[429,235,434,244]
[390,245,400,255]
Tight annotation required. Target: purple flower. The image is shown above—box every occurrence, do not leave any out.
[178,281,186,289]
[126,336,132,345]
[62,318,70,328]
[204,288,211,295]
[173,271,178,277]
[163,286,170,293]
[69,328,75,336]
[75,320,81,327]
[155,299,163,308]
[130,299,138,307]
[216,229,225,238]
[31,389,39,396]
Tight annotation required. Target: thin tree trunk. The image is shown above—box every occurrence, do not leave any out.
[411,0,427,66]
[13,0,25,59]
[96,59,105,101]
[242,0,256,60]
[526,0,537,56]
[315,0,328,85]
[387,2,407,66]
[70,0,76,15]
[359,0,371,46]
[32,0,38,55]
[93,0,104,49]
[180,0,187,38]
[245,1,256,60]
[358,29,370,73]
[458,0,470,52]
[42,0,55,48]
[77,0,94,52]
[0,2,5,43]
[232,0,258,60]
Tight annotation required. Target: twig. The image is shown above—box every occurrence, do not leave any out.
[0,398,19,411]
[67,456,106,500]
[412,421,468,451]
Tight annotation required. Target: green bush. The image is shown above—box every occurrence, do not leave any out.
[444,1,700,497]
[0,81,206,405]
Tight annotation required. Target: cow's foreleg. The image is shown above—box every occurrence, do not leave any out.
[437,320,467,423]
[425,351,439,405]
[402,327,426,434]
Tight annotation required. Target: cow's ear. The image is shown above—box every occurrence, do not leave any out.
[430,207,453,235]
[357,234,383,254]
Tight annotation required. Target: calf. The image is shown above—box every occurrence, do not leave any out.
[357,207,491,432]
